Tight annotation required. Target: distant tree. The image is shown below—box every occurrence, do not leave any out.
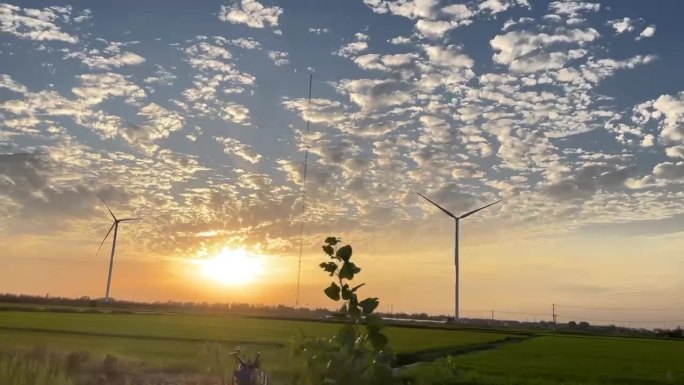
[578,321,590,330]
[568,320,577,329]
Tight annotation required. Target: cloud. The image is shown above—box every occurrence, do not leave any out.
[218,0,283,29]
[479,0,529,15]
[180,38,256,117]
[388,36,412,45]
[335,33,370,57]
[215,136,262,163]
[544,162,636,201]
[415,19,456,38]
[144,65,177,86]
[71,73,146,105]
[424,45,473,68]
[336,78,413,112]
[637,25,656,40]
[490,28,600,71]
[267,50,289,66]
[548,1,599,18]
[282,98,347,124]
[0,3,77,43]
[229,37,262,50]
[0,74,28,94]
[220,102,250,124]
[363,0,440,19]
[653,162,684,180]
[69,51,146,70]
[609,17,635,34]
[665,146,684,159]
[636,92,684,143]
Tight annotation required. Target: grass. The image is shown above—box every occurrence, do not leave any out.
[3,310,682,384]
[0,310,510,372]
[405,334,684,384]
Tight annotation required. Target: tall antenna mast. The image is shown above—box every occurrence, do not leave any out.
[296,73,313,307]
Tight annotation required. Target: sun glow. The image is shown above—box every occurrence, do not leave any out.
[198,247,265,285]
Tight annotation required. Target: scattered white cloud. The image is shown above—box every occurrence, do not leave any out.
[0,3,77,43]
[71,73,146,105]
[215,136,262,163]
[144,65,177,86]
[220,102,250,125]
[69,51,146,69]
[267,50,289,66]
[548,1,600,18]
[388,35,412,45]
[0,74,28,94]
[229,37,262,49]
[218,0,283,28]
[653,162,684,180]
[610,17,635,34]
[637,25,656,40]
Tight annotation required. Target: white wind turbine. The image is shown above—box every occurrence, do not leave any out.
[96,194,141,303]
[417,193,500,320]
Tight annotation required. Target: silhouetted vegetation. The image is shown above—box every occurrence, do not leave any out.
[292,236,395,384]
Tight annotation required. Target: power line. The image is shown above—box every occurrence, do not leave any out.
[555,304,683,311]
[296,73,313,307]
[557,315,684,324]
[495,310,552,317]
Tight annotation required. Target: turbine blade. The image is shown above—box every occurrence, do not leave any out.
[417,193,457,219]
[96,223,116,257]
[119,217,142,222]
[458,200,501,219]
[97,193,117,221]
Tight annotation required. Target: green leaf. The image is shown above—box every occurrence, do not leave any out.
[359,297,379,315]
[319,262,338,276]
[368,331,388,351]
[341,284,355,301]
[336,325,356,349]
[348,303,361,318]
[336,245,352,262]
[350,283,366,292]
[324,236,340,246]
[365,314,384,334]
[322,245,334,257]
[339,262,361,280]
[324,282,341,301]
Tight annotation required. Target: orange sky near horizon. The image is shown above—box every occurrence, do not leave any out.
[2,222,683,329]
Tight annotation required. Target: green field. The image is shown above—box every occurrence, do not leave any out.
[0,310,510,371]
[405,334,684,384]
[1,310,683,384]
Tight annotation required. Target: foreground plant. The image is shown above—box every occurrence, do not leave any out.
[293,236,395,385]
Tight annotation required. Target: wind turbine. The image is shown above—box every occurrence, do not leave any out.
[96,194,141,303]
[417,193,500,320]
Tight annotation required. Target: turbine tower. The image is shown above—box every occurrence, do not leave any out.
[417,193,500,320]
[96,194,141,303]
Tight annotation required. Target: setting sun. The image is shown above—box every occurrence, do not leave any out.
[198,247,265,285]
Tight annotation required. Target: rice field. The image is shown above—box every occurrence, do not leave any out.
[403,334,684,384]
[0,310,511,372]
[1,309,683,384]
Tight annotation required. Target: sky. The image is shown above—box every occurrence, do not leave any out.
[1,0,684,327]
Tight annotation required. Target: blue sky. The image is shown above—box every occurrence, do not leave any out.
[2,0,684,322]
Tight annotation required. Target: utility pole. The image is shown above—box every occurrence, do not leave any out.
[552,303,557,329]
[491,310,494,322]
